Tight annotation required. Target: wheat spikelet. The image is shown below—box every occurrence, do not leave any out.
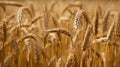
[34,44,40,65]
[43,4,49,30]
[82,25,92,51]
[74,10,83,32]
[93,8,99,35]
[0,1,23,7]
[17,7,32,24]
[2,20,7,43]
[82,10,92,25]
[74,10,92,30]
[23,7,33,18]
[17,7,24,24]
[102,8,111,33]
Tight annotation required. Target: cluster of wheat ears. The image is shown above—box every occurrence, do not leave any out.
[0,0,120,67]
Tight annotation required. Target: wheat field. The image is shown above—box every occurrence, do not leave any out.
[0,0,120,67]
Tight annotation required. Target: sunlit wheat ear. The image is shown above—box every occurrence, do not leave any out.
[17,7,24,24]
[0,1,23,7]
[31,15,42,24]
[102,8,111,33]
[82,25,92,51]
[43,4,49,30]
[44,28,72,48]
[17,7,32,24]
[74,10,83,32]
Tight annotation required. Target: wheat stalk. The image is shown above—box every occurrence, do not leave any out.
[107,21,115,40]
